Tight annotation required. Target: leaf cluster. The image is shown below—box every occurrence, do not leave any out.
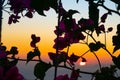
[30,0,58,16]
[34,61,51,80]
[89,41,105,52]
[94,65,119,80]
[27,48,40,63]
[112,24,120,53]
[3,0,120,80]
[0,45,19,73]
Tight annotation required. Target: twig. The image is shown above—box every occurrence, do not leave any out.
[3,9,11,15]
[2,0,5,5]
[7,57,95,75]
[102,47,113,57]
[92,51,102,71]
[7,57,39,61]
[98,4,120,16]
[67,46,70,54]
[54,0,62,80]
[80,50,90,57]
[104,32,106,47]
[2,0,8,7]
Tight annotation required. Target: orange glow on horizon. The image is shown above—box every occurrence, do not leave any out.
[2,12,116,65]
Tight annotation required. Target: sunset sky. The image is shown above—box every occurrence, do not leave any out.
[1,0,120,65]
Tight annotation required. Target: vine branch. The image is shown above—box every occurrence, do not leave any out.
[7,57,95,75]
[92,52,102,71]
[98,4,120,16]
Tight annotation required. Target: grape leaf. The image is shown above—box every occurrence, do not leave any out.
[57,52,68,64]
[9,59,18,68]
[89,42,104,52]
[27,48,40,63]
[34,61,51,80]
[9,46,18,58]
[49,0,58,13]
[89,42,97,52]
[48,52,56,61]
[101,13,108,23]
[89,1,99,27]
[0,58,18,70]
[68,10,79,16]
[27,51,34,63]
[48,52,68,65]
[69,53,80,65]
[62,9,79,20]
[112,36,120,53]
[30,0,58,16]
[116,24,120,35]
[30,0,49,16]
[78,18,94,31]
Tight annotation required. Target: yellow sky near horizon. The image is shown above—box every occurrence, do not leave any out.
[1,0,120,65]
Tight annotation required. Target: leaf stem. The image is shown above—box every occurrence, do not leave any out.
[7,57,95,75]
[105,32,106,47]
[67,46,70,54]
[98,3,120,16]
[80,50,90,57]
[102,47,113,57]
[54,0,62,80]
[92,51,102,71]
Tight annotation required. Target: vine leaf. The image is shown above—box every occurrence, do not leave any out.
[95,66,118,80]
[0,58,18,69]
[112,36,120,53]
[101,13,108,23]
[30,0,49,16]
[107,27,113,32]
[48,52,56,61]
[9,59,18,68]
[112,55,120,69]
[63,9,79,19]
[89,42,105,52]
[30,0,58,16]
[113,46,120,53]
[71,68,80,79]
[49,0,58,13]
[89,43,97,52]
[9,46,18,58]
[112,24,120,53]
[68,10,79,16]
[27,48,40,63]
[34,61,51,80]
[78,18,94,32]
[57,52,68,64]
[89,1,99,27]
[27,51,35,63]
[48,52,68,65]
[69,53,80,65]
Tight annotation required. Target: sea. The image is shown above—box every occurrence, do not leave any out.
[17,61,120,80]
